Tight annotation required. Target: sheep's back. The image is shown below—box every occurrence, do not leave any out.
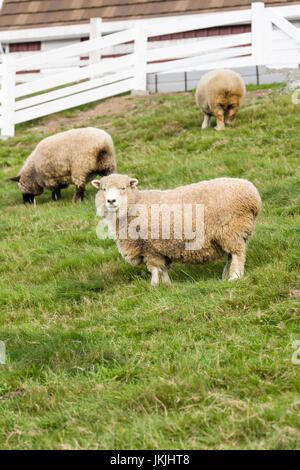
[26,128,114,187]
[136,178,261,263]
[137,178,260,213]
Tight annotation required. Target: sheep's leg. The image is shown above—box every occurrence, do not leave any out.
[228,251,245,281]
[226,106,238,126]
[125,255,143,267]
[52,187,61,201]
[161,268,172,285]
[74,185,85,202]
[120,242,143,267]
[52,184,68,201]
[144,253,168,286]
[201,113,211,129]
[213,106,225,131]
[149,267,172,286]
[150,267,161,286]
[222,253,232,280]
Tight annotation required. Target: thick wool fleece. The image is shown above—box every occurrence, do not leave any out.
[95,174,261,284]
[17,127,116,196]
[195,69,245,130]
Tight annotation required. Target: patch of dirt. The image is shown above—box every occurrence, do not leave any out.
[28,88,271,136]
[31,94,137,135]
[248,89,271,97]
[244,88,272,104]
[210,139,230,150]
[290,289,300,298]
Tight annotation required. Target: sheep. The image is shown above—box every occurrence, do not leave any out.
[92,174,261,286]
[10,127,116,203]
[195,69,245,130]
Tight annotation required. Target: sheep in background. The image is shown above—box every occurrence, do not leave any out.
[195,69,245,130]
[92,174,261,286]
[10,128,116,203]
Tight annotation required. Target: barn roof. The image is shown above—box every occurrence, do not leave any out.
[0,0,299,30]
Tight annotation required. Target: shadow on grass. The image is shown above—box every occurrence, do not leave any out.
[171,261,223,282]
[55,279,105,301]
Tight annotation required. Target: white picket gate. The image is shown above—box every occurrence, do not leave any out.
[0,2,299,137]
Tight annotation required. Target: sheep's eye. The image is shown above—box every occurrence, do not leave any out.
[103,188,106,192]
[121,187,126,191]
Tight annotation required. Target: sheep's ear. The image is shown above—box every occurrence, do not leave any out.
[9,176,20,182]
[92,180,101,189]
[130,178,138,188]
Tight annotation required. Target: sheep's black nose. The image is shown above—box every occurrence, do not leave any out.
[107,199,116,204]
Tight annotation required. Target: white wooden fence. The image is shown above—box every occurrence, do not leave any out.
[0,2,299,137]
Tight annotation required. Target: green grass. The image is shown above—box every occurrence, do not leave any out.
[245,82,285,91]
[0,87,299,450]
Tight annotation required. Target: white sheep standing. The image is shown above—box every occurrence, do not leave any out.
[92,174,261,286]
[195,69,246,130]
[10,127,116,203]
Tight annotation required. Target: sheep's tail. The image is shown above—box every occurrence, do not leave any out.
[97,139,117,173]
[253,196,262,217]
[249,186,262,218]
[98,148,108,160]
[97,138,115,160]
[217,88,231,100]
[97,146,111,162]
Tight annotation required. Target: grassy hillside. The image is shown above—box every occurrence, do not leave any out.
[0,86,299,450]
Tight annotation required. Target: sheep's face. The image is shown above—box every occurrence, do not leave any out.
[92,174,138,215]
[17,170,44,199]
[10,176,43,203]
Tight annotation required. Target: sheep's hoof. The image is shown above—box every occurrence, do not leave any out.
[228,271,243,281]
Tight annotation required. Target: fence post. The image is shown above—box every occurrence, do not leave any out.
[252,2,272,66]
[89,17,102,77]
[1,54,15,138]
[132,24,148,95]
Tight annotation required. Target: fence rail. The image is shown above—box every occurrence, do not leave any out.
[0,2,299,137]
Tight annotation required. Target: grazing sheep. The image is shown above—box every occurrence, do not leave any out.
[10,127,116,203]
[92,174,261,286]
[195,69,245,130]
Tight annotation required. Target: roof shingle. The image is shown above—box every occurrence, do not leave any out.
[0,0,299,30]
